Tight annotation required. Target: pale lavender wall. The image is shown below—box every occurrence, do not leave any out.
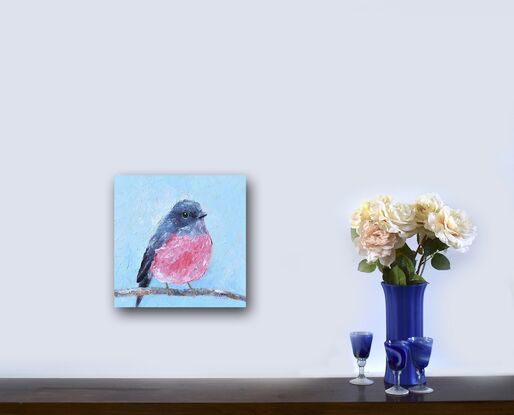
[0,0,513,377]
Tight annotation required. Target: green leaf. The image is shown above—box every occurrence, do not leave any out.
[423,238,438,256]
[396,254,415,276]
[397,242,416,261]
[377,262,384,272]
[423,237,449,256]
[358,259,377,273]
[382,267,393,284]
[434,239,449,251]
[351,228,359,241]
[391,265,407,285]
[431,253,451,270]
[409,274,427,285]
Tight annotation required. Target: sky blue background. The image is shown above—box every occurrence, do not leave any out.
[114,175,246,308]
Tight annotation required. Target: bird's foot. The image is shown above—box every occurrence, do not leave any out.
[165,283,172,296]
[187,282,196,296]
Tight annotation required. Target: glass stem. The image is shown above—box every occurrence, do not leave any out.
[417,369,422,387]
[394,370,401,388]
[357,358,366,378]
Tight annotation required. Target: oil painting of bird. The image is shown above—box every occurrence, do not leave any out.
[114,175,246,308]
[135,200,212,307]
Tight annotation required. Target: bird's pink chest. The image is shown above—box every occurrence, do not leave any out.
[150,234,212,285]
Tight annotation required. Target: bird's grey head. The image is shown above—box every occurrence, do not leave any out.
[169,200,207,229]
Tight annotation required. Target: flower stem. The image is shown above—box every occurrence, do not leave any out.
[415,236,427,275]
[418,253,436,277]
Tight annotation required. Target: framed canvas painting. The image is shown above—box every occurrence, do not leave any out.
[114,175,246,308]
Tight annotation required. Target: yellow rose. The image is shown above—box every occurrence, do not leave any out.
[351,195,394,230]
[351,200,371,229]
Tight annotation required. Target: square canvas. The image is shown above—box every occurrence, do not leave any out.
[114,175,246,308]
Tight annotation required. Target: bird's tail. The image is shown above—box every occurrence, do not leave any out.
[135,277,150,308]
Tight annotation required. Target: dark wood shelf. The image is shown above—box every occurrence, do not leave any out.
[0,376,512,414]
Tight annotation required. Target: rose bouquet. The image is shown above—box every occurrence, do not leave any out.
[351,194,476,285]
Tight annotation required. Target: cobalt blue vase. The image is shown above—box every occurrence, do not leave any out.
[382,282,427,386]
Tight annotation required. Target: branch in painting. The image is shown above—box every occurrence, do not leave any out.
[114,287,247,302]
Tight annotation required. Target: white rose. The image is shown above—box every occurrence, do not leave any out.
[383,202,418,238]
[414,193,444,228]
[354,220,405,267]
[426,206,477,252]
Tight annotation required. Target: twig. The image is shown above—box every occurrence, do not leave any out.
[114,287,246,302]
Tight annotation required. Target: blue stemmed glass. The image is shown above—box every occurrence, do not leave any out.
[408,337,434,394]
[384,340,410,396]
[349,332,374,385]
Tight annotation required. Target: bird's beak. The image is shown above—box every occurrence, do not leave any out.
[199,212,207,219]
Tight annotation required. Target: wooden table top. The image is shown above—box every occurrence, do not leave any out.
[0,376,512,414]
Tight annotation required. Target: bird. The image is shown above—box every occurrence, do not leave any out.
[135,200,212,307]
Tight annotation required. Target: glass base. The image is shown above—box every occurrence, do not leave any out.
[385,385,409,396]
[409,384,434,394]
[349,376,374,386]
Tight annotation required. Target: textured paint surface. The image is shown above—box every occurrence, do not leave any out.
[151,234,212,284]
[114,175,246,308]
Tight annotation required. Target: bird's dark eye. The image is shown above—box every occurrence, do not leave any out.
[182,212,189,218]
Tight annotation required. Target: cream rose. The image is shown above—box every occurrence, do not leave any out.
[383,202,418,237]
[351,195,392,229]
[367,197,389,225]
[354,220,405,267]
[414,193,444,226]
[365,197,417,238]
[351,200,371,229]
[426,206,476,252]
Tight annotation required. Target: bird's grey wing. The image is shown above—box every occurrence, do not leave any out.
[136,218,174,285]
[136,247,155,285]
[135,247,156,307]
[135,217,174,307]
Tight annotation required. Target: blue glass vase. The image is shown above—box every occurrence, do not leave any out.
[382,282,427,386]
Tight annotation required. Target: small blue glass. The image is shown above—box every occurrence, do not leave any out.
[408,337,434,394]
[384,340,410,396]
[349,332,374,385]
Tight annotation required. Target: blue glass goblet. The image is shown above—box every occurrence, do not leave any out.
[384,340,410,396]
[408,337,434,394]
[349,332,374,385]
